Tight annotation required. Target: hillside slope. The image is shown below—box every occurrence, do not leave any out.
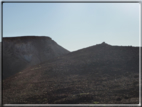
[3,43,140,104]
[3,36,69,79]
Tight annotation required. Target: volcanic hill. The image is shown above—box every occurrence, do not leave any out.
[2,36,69,79]
[3,41,140,104]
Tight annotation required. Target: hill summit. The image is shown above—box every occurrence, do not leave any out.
[95,42,111,46]
[3,36,70,79]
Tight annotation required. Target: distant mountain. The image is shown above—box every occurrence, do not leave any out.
[2,36,69,79]
[3,42,140,104]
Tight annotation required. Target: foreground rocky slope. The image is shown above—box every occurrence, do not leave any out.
[3,42,140,104]
[3,36,69,79]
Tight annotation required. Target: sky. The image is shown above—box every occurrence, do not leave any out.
[2,2,141,51]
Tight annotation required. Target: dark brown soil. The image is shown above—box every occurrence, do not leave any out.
[3,43,140,104]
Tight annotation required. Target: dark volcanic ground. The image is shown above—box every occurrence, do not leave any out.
[3,42,140,104]
[3,36,69,79]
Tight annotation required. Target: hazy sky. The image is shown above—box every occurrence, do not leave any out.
[3,2,140,51]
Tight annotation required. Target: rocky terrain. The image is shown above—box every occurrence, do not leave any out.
[2,36,69,79]
[3,41,140,104]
